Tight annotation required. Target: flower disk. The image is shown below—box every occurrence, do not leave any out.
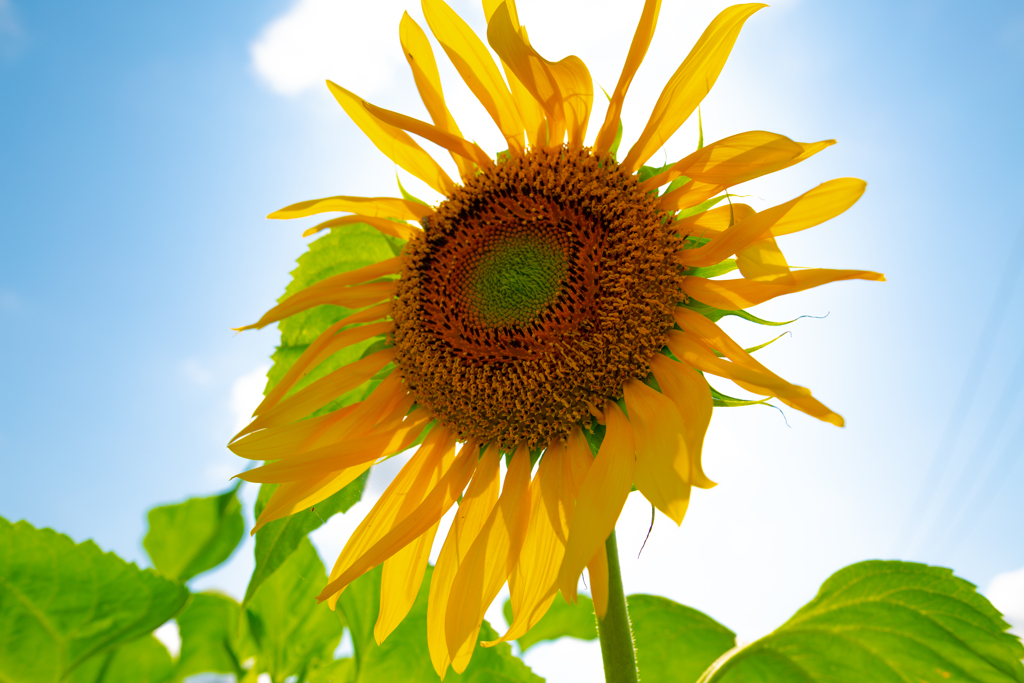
[392,146,683,448]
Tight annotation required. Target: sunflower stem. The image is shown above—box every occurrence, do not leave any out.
[596,531,638,683]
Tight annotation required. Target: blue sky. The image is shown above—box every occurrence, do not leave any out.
[2,0,1023,678]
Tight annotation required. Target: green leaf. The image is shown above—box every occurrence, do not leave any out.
[68,635,175,683]
[245,538,344,682]
[338,565,542,682]
[703,560,1024,683]
[502,594,597,652]
[0,517,189,683]
[175,592,256,680]
[143,486,244,582]
[628,594,735,683]
[307,657,357,683]
[243,472,367,608]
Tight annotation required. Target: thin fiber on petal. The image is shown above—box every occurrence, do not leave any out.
[422,0,525,154]
[623,379,691,525]
[558,401,634,604]
[327,81,456,195]
[445,445,532,673]
[400,12,475,178]
[593,0,661,156]
[428,444,500,678]
[621,4,765,173]
[269,195,433,222]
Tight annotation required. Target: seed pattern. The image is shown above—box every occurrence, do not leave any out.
[391,146,683,448]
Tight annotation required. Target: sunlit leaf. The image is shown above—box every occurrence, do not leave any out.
[175,592,256,680]
[68,636,174,683]
[503,594,597,652]
[243,472,367,608]
[143,486,244,582]
[307,657,357,683]
[0,517,189,683]
[629,594,735,683]
[702,561,1024,683]
[245,538,344,681]
[338,565,542,682]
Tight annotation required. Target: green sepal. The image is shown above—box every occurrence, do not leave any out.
[684,259,737,279]
[609,119,624,161]
[709,384,773,408]
[681,299,808,327]
[396,174,430,206]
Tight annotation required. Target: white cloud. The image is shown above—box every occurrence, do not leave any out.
[987,566,1024,632]
[230,365,271,433]
[250,0,411,97]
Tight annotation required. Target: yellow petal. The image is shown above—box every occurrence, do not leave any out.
[445,444,532,673]
[326,81,456,196]
[593,0,661,157]
[623,379,691,525]
[399,12,474,179]
[363,101,495,175]
[301,214,421,240]
[558,401,634,603]
[640,130,803,191]
[376,519,441,643]
[737,233,790,279]
[235,280,397,333]
[322,440,477,605]
[649,353,715,489]
[666,330,843,426]
[483,442,567,646]
[422,0,525,155]
[319,426,455,606]
[682,268,885,311]
[678,178,867,269]
[588,544,609,618]
[238,409,430,484]
[269,194,433,222]
[428,444,501,678]
[621,4,765,173]
[486,3,593,147]
[675,203,757,239]
[479,1,548,149]
[564,426,594,495]
[252,321,392,414]
[658,179,727,213]
[253,461,374,533]
[236,348,395,438]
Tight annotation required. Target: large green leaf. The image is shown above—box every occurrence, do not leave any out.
[143,486,244,582]
[0,517,189,683]
[243,472,367,608]
[338,564,542,683]
[502,594,597,653]
[245,538,344,681]
[703,561,1024,683]
[306,658,357,683]
[175,591,256,681]
[68,635,174,683]
[628,594,735,683]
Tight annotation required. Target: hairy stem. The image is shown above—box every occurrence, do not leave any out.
[596,531,638,683]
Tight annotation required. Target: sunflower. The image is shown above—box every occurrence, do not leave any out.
[231,0,882,677]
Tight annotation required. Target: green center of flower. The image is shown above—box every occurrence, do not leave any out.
[467,236,567,327]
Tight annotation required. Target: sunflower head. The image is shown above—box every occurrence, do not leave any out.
[231,0,883,677]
